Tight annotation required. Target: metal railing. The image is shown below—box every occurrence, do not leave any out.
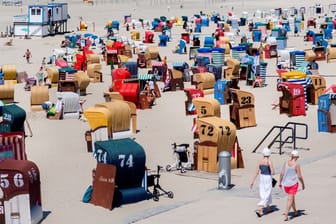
[252,122,308,154]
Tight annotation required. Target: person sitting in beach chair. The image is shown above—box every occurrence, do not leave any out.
[163,71,172,92]
[143,79,156,106]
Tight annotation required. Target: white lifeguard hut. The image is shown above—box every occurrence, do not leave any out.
[13,2,69,37]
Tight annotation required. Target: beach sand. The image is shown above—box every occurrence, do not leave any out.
[0,0,336,223]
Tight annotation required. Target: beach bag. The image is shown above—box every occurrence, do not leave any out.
[82,185,93,203]
[272,178,277,187]
[47,105,56,116]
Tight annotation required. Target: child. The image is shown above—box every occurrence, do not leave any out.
[36,67,45,86]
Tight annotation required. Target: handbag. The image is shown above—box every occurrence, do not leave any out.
[272,177,277,188]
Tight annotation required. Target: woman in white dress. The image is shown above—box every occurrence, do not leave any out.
[250,147,275,217]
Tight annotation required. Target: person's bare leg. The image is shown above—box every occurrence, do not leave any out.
[284,195,294,221]
[292,197,298,216]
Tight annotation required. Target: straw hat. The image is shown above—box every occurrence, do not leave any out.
[291,150,299,157]
[262,147,271,157]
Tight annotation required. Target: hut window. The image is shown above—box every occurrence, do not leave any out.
[56,8,59,14]
[31,8,41,16]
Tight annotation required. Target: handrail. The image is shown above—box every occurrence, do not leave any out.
[252,126,294,154]
[269,122,308,151]
[252,122,308,154]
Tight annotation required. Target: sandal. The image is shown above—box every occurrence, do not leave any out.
[256,211,262,218]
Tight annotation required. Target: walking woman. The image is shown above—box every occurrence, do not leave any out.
[250,147,275,217]
[279,150,305,221]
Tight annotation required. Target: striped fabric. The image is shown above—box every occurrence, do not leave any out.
[231,49,245,61]
[151,61,165,67]
[58,92,81,119]
[138,74,153,80]
[306,76,313,85]
[211,51,225,65]
[66,73,75,80]
[287,78,308,110]
[295,55,305,68]
[0,132,26,160]
[91,127,109,154]
[259,63,267,86]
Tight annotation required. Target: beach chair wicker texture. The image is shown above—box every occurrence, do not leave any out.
[229,89,256,128]
[84,107,113,137]
[0,80,15,103]
[196,116,237,155]
[87,63,102,82]
[192,97,220,118]
[86,53,100,65]
[30,86,49,111]
[95,101,131,133]
[170,69,184,91]
[327,47,336,63]
[194,72,215,95]
[2,64,17,81]
[224,58,240,80]
[307,75,326,105]
[74,71,90,96]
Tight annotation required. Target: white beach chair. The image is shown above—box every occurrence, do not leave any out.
[57,92,81,119]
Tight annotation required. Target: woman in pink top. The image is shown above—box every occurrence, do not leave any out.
[279,150,305,221]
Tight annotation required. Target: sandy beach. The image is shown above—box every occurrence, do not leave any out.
[0,0,336,223]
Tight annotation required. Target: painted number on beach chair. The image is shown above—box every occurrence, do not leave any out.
[219,125,231,136]
[0,174,9,188]
[95,149,107,163]
[200,106,207,115]
[118,154,134,168]
[200,124,213,136]
[0,173,24,189]
[293,88,302,96]
[319,99,327,109]
[200,125,231,137]
[240,96,251,105]
[2,113,12,122]
[13,173,24,188]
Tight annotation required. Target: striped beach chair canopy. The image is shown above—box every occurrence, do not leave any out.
[138,74,154,80]
[0,132,26,160]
